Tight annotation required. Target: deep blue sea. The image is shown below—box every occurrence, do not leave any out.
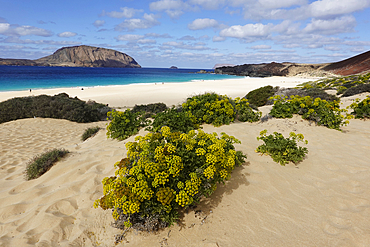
[0,66,237,92]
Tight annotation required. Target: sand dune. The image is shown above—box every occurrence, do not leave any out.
[1,78,370,246]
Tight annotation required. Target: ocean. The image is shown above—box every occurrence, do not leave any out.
[0,66,236,92]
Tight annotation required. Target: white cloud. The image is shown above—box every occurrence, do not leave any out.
[303,16,356,35]
[179,35,196,40]
[57,31,77,38]
[115,14,160,31]
[162,41,210,50]
[137,39,156,44]
[189,0,226,9]
[150,0,192,18]
[150,0,186,11]
[115,34,145,41]
[309,0,370,19]
[188,18,220,30]
[251,44,271,49]
[212,36,226,42]
[93,20,105,28]
[258,0,307,9]
[220,23,272,38]
[101,7,141,18]
[0,23,10,33]
[145,33,173,38]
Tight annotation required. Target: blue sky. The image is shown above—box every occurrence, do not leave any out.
[0,0,370,69]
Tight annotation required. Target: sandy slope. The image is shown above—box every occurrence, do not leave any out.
[1,113,370,246]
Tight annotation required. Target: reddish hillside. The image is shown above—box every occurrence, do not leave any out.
[323,50,370,76]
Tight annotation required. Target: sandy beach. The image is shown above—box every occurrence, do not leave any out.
[1,76,370,246]
[0,76,315,108]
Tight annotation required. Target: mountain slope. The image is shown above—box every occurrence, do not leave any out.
[0,45,141,68]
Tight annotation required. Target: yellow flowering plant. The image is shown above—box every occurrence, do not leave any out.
[269,95,352,130]
[181,93,260,127]
[256,130,308,166]
[350,96,370,119]
[94,126,246,231]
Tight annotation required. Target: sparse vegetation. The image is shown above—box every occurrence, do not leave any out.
[81,126,101,141]
[94,127,246,231]
[25,149,69,180]
[350,96,370,119]
[256,130,308,166]
[245,85,278,107]
[131,103,168,118]
[0,93,111,124]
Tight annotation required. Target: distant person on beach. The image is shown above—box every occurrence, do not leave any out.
[30,89,32,93]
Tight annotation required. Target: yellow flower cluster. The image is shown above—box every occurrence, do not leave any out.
[203,164,216,179]
[156,187,175,205]
[152,171,169,188]
[175,190,193,207]
[195,148,206,156]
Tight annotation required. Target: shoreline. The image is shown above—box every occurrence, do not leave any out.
[0,76,318,107]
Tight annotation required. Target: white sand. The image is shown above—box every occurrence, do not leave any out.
[0,76,315,108]
[1,77,370,246]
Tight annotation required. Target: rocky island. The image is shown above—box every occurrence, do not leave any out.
[0,45,141,68]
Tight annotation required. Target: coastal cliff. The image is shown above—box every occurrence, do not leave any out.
[215,50,370,77]
[0,45,141,68]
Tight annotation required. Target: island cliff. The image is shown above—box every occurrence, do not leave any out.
[215,50,370,77]
[0,45,141,68]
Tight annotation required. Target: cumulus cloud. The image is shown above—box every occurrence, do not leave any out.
[309,0,370,19]
[145,33,173,38]
[0,24,53,37]
[251,44,271,49]
[258,0,307,9]
[212,36,226,42]
[303,15,356,35]
[101,7,141,18]
[137,39,157,44]
[93,20,105,28]
[179,35,196,40]
[162,41,210,50]
[57,31,77,38]
[189,0,226,9]
[115,14,160,31]
[188,18,220,30]
[115,34,145,41]
[220,23,272,38]
[150,0,192,18]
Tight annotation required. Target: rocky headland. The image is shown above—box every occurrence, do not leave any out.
[0,45,141,68]
[215,50,370,77]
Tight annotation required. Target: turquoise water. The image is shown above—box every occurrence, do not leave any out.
[0,66,237,92]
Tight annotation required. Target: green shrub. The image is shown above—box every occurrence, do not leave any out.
[234,97,262,122]
[94,127,246,231]
[350,96,370,118]
[342,84,370,97]
[182,93,236,126]
[181,93,260,126]
[25,149,69,180]
[81,126,101,141]
[245,85,277,107]
[131,103,167,117]
[0,93,111,124]
[256,130,308,166]
[106,109,148,140]
[269,95,351,130]
[146,107,199,133]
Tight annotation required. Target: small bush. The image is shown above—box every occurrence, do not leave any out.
[132,103,168,117]
[81,126,101,141]
[256,130,308,166]
[269,95,351,130]
[94,127,246,231]
[0,93,111,124]
[342,84,370,97]
[350,96,370,118]
[25,149,69,180]
[146,107,199,133]
[182,93,236,126]
[234,97,262,122]
[106,109,148,140]
[181,93,260,127]
[245,85,277,107]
